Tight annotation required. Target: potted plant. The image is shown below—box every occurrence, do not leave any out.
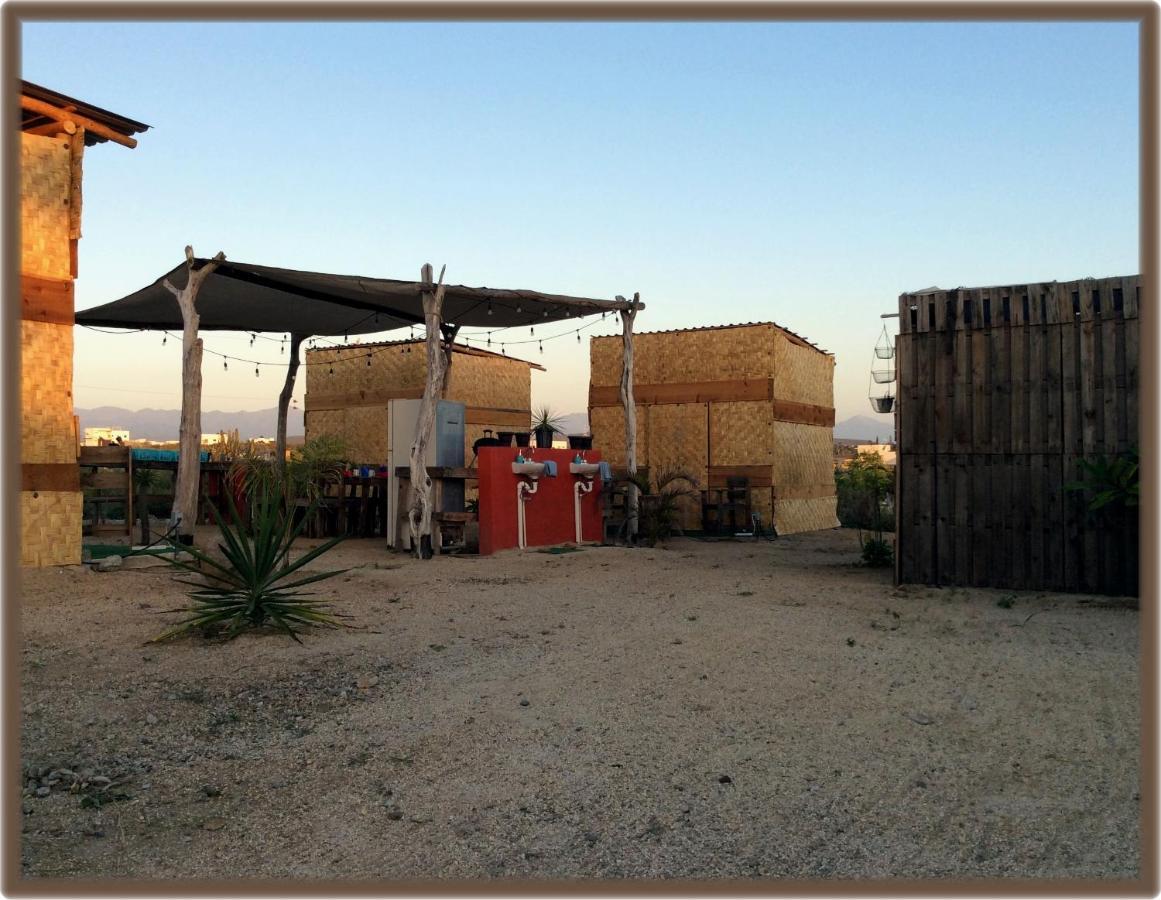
[532,406,564,449]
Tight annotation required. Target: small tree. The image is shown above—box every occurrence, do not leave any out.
[835,451,894,566]
[623,468,700,546]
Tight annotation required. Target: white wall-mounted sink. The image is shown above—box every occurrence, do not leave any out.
[569,462,602,476]
[512,461,548,479]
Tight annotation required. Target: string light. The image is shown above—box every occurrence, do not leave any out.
[487,302,493,316]
[329,365,334,375]
[255,366,259,377]
[530,326,535,336]
[223,359,228,371]
[515,303,522,313]
[366,354,372,367]
[161,334,167,346]
[539,341,543,353]
[577,332,581,343]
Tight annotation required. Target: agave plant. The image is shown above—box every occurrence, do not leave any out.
[152,483,348,643]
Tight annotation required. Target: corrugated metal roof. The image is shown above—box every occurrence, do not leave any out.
[593,321,831,356]
[21,80,150,146]
[305,337,546,371]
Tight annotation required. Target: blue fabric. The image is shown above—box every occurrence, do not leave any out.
[542,460,558,477]
[130,448,211,463]
[598,460,613,482]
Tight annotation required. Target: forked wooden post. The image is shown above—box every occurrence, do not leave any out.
[617,293,641,541]
[162,245,225,544]
[275,333,306,481]
[407,263,449,559]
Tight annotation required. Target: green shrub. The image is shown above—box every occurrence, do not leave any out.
[1066,448,1139,513]
[153,483,348,643]
[861,537,894,568]
[835,452,895,533]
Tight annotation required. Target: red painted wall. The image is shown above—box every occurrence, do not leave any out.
[477,447,604,555]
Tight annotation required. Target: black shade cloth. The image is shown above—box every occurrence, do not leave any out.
[74,259,638,335]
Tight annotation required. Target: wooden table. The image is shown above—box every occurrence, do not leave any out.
[393,466,477,554]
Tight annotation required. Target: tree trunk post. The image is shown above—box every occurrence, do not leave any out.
[618,293,641,542]
[275,333,305,485]
[163,246,225,545]
[407,263,448,559]
[439,322,461,396]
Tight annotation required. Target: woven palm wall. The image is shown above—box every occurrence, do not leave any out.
[21,133,81,566]
[304,340,533,464]
[589,323,837,534]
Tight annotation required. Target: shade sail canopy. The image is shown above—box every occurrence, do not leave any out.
[75,259,641,335]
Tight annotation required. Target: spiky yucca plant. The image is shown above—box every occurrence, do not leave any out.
[152,484,348,643]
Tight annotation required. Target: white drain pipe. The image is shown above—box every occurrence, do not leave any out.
[517,479,539,549]
[574,478,594,543]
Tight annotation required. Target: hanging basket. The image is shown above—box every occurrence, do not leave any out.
[870,397,894,414]
[873,324,895,360]
[871,369,896,384]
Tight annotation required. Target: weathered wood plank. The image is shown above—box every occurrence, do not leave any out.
[1008,453,1027,590]
[952,325,973,453]
[970,455,991,585]
[935,453,955,584]
[953,453,973,584]
[1026,452,1045,588]
[1043,454,1065,590]
[970,326,989,454]
[913,455,935,584]
[1011,293,1029,454]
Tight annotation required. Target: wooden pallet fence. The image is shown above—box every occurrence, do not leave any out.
[895,275,1140,595]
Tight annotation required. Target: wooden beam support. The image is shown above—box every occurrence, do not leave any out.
[22,463,81,493]
[407,263,449,559]
[163,245,225,543]
[20,95,138,148]
[24,119,76,137]
[22,275,74,325]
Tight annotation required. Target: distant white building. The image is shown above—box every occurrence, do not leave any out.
[857,443,897,467]
[82,426,130,446]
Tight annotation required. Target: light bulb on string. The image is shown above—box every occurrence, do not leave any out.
[255,366,259,378]
[329,365,334,375]
[516,303,522,313]
[487,302,493,316]
[577,332,581,343]
[366,354,372,367]
[162,334,167,346]
[223,359,228,371]
[539,341,543,353]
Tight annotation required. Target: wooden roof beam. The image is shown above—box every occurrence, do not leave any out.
[20,95,137,148]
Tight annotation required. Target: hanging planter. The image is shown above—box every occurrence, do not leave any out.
[874,324,895,359]
[868,322,897,415]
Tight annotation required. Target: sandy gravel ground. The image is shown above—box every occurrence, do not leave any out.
[19,527,1139,883]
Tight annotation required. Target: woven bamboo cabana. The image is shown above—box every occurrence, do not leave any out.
[76,259,644,555]
[589,322,839,535]
[19,81,148,567]
[303,337,545,465]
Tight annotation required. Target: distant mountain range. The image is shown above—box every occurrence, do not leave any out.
[833,414,894,442]
[76,406,891,443]
[76,406,306,441]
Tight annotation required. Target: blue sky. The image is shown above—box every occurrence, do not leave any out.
[21,20,1139,426]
